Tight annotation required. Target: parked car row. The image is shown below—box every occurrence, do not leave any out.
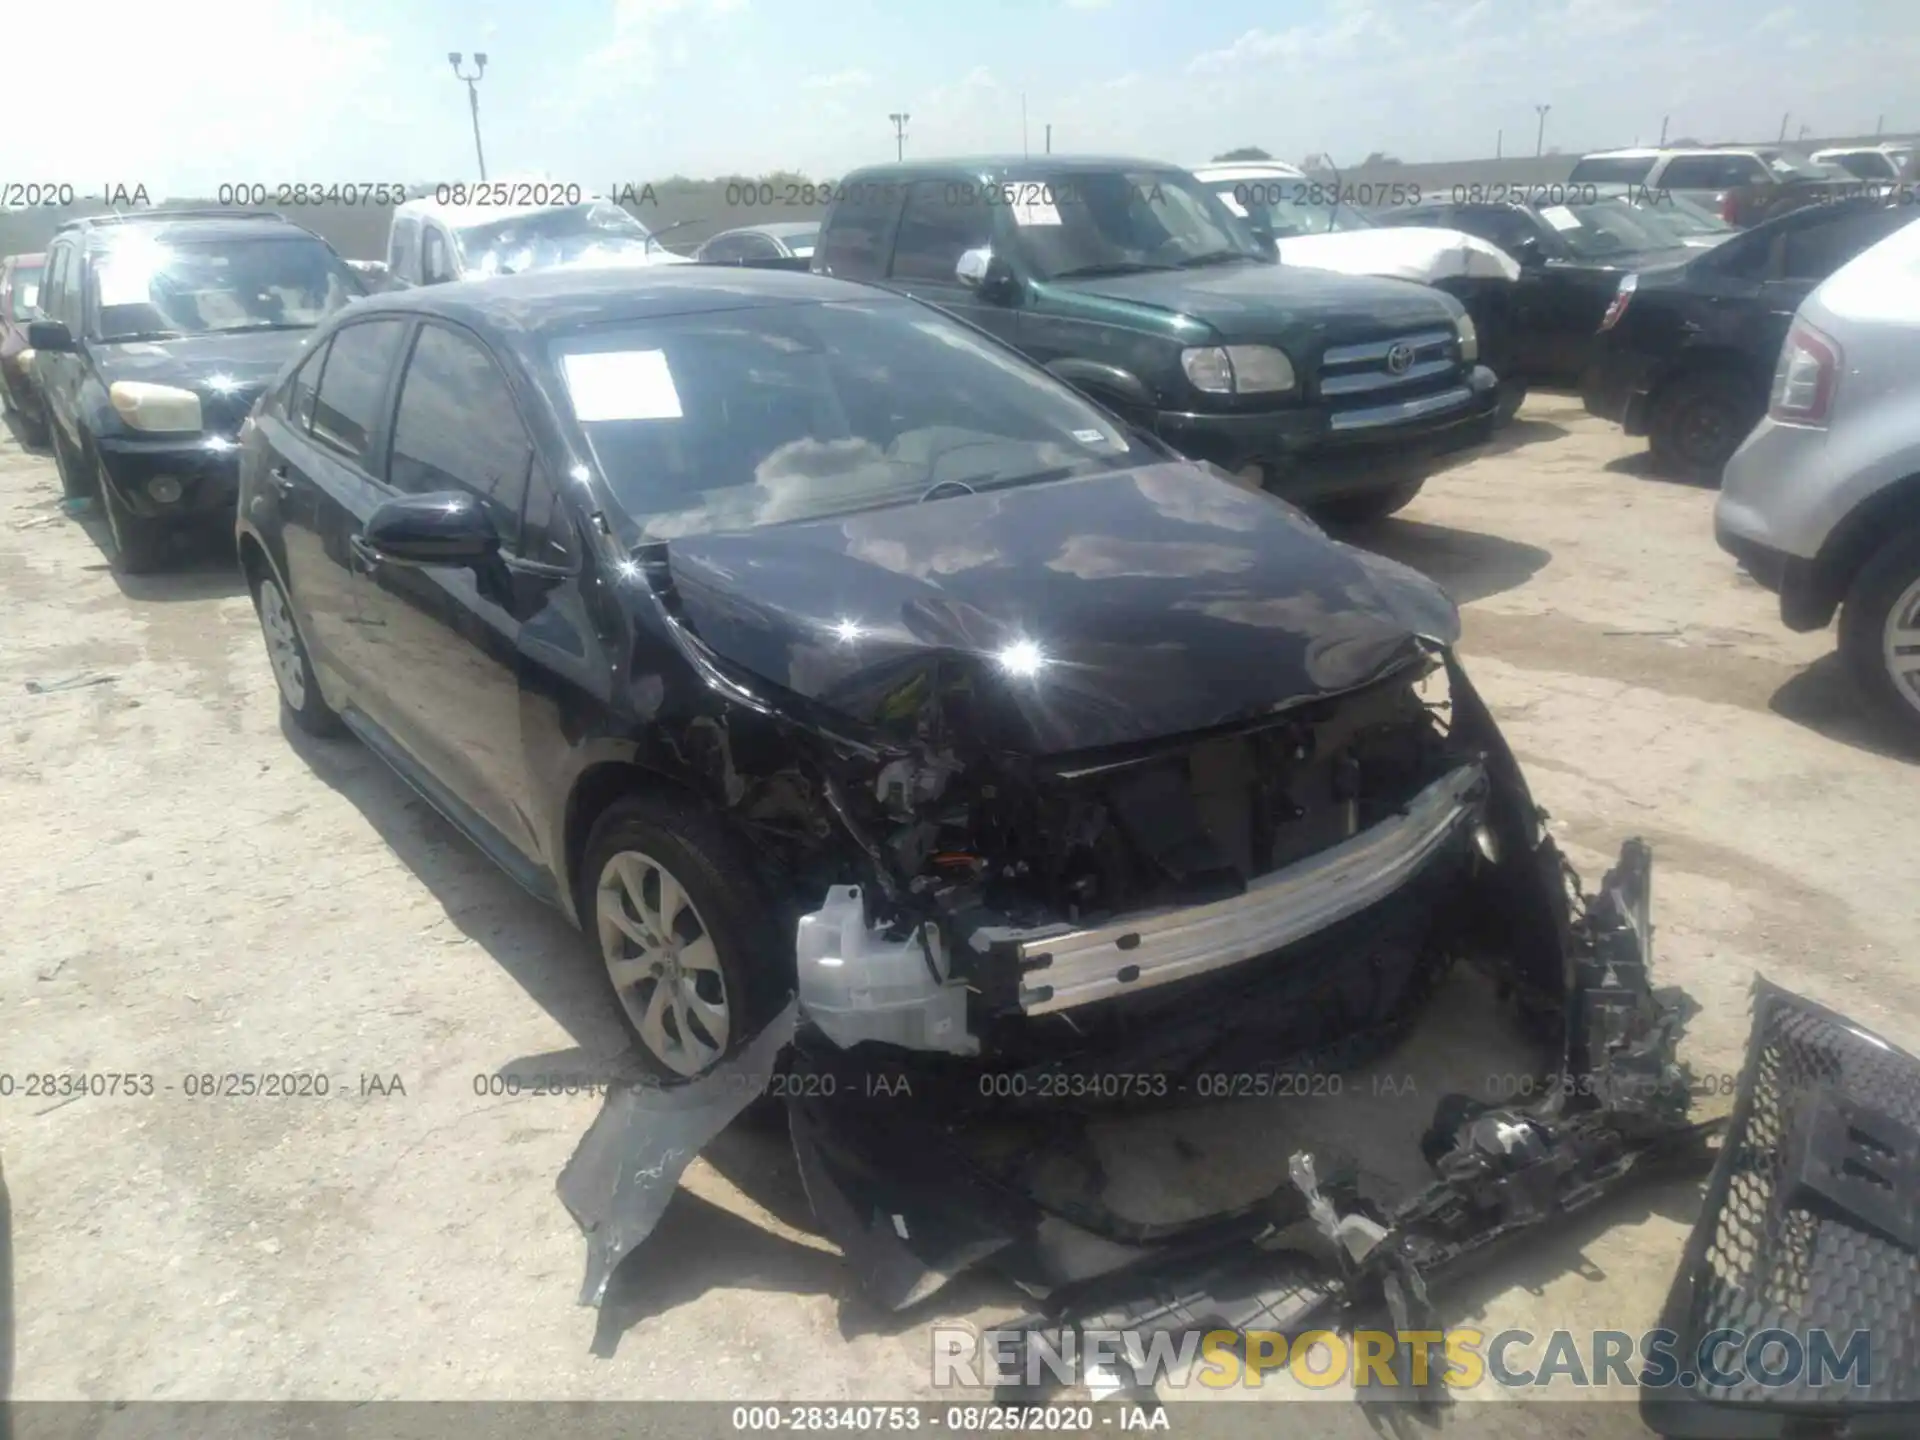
[1568,145,1877,227]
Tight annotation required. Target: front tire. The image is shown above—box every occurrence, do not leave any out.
[581,793,789,1081]
[49,424,94,501]
[1838,527,1920,747]
[1312,478,1426,526]
[1648,370,1756,483]
[252,571,345,737]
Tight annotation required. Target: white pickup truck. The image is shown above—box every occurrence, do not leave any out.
[384,190,694,286]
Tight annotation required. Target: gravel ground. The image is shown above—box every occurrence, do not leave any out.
[3,392,1915,1432]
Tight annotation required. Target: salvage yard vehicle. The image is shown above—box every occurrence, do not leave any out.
[1585,198,1916,481]
[693,221,819,266]
[1373,191,1694,385]
[1718,213,1920,744]
[1623,189,1735,249]
[0,251,48,444]
[1189,162,1529,422]
[1810,144,1906,182]
[1569,147,1868,228]
[809,156,1498,524]
[384,192,693,286]
[27,209,367,573]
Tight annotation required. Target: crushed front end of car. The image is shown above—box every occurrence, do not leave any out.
[554,464,1736,1404]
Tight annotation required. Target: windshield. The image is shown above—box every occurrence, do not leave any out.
[7,264,42,319]
[89,236,364,341]
[1757,150,1847,181]
[1539,199,1684,258]
[455,201,658,276]
[1569,156,1659,184]
[1205,180,1374,237]
[1629,191,1732,235]
[1010,170,1267,278]
[557,299,1151,540]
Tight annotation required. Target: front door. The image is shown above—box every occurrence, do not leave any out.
[882,180,1022,345]
[348,319,543,864]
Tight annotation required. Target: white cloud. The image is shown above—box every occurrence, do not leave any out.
[804,68,873,91]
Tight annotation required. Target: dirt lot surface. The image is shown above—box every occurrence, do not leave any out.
[3,393,1914,1432]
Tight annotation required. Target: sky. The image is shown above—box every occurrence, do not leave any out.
[19,0,1920,197]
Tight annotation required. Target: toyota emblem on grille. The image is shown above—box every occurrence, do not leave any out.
[1385,343,1415,375]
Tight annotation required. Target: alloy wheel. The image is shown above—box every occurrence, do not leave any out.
[257,578,308,710]
[595,850,730,1076]
[1881,574,1920,719]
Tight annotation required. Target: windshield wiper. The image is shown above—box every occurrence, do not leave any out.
[1051,261,1177,278]
[1174,249,1259,268]
[212,322,316,333]
[98,330,186,343]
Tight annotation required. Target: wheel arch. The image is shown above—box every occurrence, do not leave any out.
[560,758,709,926]
[1811,471,1920,625]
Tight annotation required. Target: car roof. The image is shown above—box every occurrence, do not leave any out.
[58,211,321,249]
[342,265,886,339]
[711,221,820,240]
[1579,148,1663,159]
[841,154,1190,183]
[393,190,609,228]
[1190,162,1308,181]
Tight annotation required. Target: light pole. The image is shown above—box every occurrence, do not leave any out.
[449,52,489,181]
[1533,103,1551,157]
[889,112,910,161]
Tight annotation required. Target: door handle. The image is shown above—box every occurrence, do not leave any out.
[349,535,383,573]
[267,464,296,494]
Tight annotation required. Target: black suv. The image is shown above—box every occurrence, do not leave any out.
[810,157,1499,523]
[28,209,366,572]
[1582,199,1914,480]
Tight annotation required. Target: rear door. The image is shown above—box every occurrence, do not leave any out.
[1444,205,1576,378]
[347,318,546,868]
[269,316,412,697]
[34,239,82,447]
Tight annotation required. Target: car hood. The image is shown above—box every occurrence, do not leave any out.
[1275,228,1521,283]
[655,461,1461,756]
[1050,261,1459,344]
[89,327,313,392]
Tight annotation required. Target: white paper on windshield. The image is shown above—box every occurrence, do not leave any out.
[1219,192,1249,217]
[562,349,683,422]
[1011,199,1062,227]
[1540,205,1582,231]
[95,263,154,308]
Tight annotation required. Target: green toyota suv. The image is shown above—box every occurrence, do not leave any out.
[810,156,1500,522]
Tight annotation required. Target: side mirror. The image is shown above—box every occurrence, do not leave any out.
[1509,235,1545,268]
[956,246,1019,300]
[1247,223,1279,260]
[361,492,499,568]
[26,320,74,354]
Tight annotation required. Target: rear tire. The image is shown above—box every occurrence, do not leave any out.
[1647,370,1757,484]
[580,792,791,1081]
[1838,527,1920,748]
[1312,478,1426,526]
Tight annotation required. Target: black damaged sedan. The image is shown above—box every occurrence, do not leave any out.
[239,264,1615,1090]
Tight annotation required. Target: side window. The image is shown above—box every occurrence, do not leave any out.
[1779,208,1912,282]
[1570,156,1658,185]
[1731,155,1772,185]
[421,227,456,285]
[890,181,995,282]
[1661,155,1737,189]
[815,182,904,279]
[284,340,329,430]
[388,216,420,277]
[388,323,532,548]
[701,234,748,263]
[311,318,408,467]
[518,458,579,568]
